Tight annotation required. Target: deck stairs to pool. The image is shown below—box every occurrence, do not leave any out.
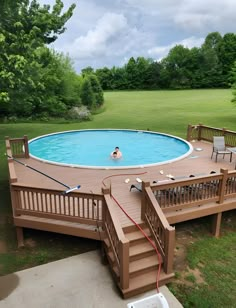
[103,222,174,299]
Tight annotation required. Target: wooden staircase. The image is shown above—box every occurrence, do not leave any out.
[103,223,174,299]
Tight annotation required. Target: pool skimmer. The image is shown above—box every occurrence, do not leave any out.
[127,293,169,308]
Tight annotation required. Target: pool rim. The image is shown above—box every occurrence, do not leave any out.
[28,129,193,170]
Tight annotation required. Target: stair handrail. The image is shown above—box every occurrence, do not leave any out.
[102,187,129,289]
[141,181,175,274]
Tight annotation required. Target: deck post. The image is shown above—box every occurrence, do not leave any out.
[218,168,228,204]
[102,187,110,195]
[5,136,11,152]
[141,181,150,221]
[5,136,10,145]
[211,212,222,238]
[222,127,227,136]
[186,124,193,141]
[164,227,175,274]
[10,185,18,218]
[102,187,110,226]
[23,135,30,158]
[197,123,203,141]
[16,227,24,247]
[119,239,129,290]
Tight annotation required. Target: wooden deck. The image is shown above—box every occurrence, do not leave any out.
[13,140,235,228]
[6,125,236,298]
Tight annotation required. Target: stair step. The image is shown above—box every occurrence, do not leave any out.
[112,254,162,280]
[129,241,155,261]
[129,254,161,277]
[121,270,174,299]
[125,229,151,246]
[122,223,146,233]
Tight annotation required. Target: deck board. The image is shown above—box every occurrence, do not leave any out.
[12,141,235,227]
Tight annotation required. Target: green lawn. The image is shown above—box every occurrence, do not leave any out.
[0,89,235,307]
[169,214,236,307]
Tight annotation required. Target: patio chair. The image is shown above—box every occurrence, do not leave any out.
[211,136,232,162]
[130,182,142,192]
[130,180,161,192]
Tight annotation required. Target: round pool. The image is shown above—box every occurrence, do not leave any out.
[29,129,193,169]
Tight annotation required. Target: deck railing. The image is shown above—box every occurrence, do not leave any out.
[141,182,175,274]
[187,124,236,146]
[5,135,29,158]
[151,169,236,211]
[11,183,104,226]
[6,136,130,288]
[102,188,129,289]
[224,171,236,198]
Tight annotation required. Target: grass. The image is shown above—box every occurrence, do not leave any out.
[0,228,99,275]
[170,231,236,307]
[169,212,236,307]
[0,89,236,306]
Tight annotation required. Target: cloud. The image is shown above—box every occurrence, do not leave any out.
[37,0,235,71]
[61,13,128,59]
[148,36,205,60]
[173,0,236,31]
[125,0,236,32]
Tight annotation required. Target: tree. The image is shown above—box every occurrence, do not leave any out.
[135,57,151,89]
[110,66,127,90]
[81,66,94,77]
[80,78,95,108]
[231,61,236,103]
[203,32,222,52]
[0,0,75,117]
[219,33,236,84]
[89,32,236,91]
[162,45,192,89]
[33,48,81,116]
[95,67,112,90]
[144,60,162,89]
[125,57,139,89]
[200,32,224,88]
[187,47,204,88]
[87,75,104,106]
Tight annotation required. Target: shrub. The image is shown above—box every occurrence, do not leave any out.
[66,106,91,121]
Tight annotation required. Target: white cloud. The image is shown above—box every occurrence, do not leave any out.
[148,36,204,60]
[173,0,236,31]
[125,0,236,32]
[37,0,235,71]
[61,13,128,59]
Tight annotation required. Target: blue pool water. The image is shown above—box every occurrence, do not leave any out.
[29,130,192,169]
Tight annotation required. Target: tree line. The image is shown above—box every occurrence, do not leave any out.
[88,32,236,91]
[1,1,236,119]
[0,0,103,120]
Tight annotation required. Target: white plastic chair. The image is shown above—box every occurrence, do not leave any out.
[211,136,232,162]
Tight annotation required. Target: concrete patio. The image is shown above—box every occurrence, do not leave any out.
[0,250,183,308]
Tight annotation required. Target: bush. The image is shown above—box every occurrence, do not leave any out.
[66,106,92,121]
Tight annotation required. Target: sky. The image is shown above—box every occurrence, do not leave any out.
[38,0,236,72]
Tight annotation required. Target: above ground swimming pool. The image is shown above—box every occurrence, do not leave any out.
[29,129,193,169]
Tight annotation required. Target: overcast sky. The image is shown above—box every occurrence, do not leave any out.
[39,0,236,72]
